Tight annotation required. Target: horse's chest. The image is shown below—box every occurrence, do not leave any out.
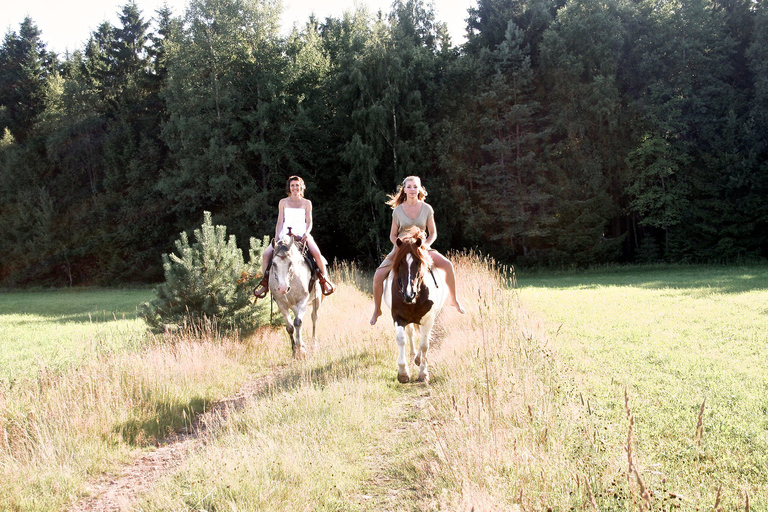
[391,283,434,326]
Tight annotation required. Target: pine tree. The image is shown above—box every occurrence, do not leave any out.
[0,17,54,143]
[143,212,270,333]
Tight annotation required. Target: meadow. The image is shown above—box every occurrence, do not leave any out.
[0,289,153,382]
[517,264,768,509]
[0,261,766,510]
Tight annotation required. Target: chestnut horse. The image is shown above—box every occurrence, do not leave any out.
[383,230,447,383]
[269,235,322,357]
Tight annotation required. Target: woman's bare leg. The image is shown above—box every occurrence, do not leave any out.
[308,241,328,276]
[370,266,389,325]
[261,244,273,274]
[431,252,465,314]
[307,239,334,294]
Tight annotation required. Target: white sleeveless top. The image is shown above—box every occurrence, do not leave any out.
[279,207,307,238]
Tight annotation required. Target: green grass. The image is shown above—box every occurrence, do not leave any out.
[517,263,768,509]
[0,288,153,382]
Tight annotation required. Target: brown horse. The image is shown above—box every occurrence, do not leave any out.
[383,229,447,383]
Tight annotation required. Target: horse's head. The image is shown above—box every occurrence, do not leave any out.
[392,230,432,305]
[271,235,297,295]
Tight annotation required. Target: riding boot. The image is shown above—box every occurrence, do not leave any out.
[317,271,335,296]
[253,270,270,299]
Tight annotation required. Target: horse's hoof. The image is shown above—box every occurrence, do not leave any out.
[417,372,429,383]
[397,373,410,383]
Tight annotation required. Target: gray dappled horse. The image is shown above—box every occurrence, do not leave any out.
[383,230,447,383]
[269,235,322,357]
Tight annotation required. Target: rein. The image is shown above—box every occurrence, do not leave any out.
[429,268,439,288]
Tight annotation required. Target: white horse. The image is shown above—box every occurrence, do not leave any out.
[269,235,322,357]
[383,232,447,383]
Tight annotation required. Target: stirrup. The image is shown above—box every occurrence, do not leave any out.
[253,274,269,299]
[318,275,335,296]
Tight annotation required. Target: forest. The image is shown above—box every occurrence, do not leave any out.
[1,0,766,286]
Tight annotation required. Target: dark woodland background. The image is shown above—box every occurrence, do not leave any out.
[1,0,767,286]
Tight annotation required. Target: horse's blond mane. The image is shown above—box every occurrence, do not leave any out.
[391,228,432,274]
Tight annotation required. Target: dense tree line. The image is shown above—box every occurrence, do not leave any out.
[1,0,766,286]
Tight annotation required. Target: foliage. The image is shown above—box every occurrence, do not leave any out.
[142,211,269,333]
[1,0,768,285]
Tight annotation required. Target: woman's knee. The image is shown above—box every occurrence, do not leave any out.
[374,267,387,284]
[432,253,452,270]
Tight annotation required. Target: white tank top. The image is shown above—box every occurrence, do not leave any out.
[279,207,307,238]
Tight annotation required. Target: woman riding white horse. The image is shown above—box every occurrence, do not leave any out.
[268,234,323,357]
[254,175,335,299]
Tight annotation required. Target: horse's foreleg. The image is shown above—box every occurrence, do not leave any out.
[292,316,304,357]
[405,324,417,365]
[280,307,296,352]
[292,303,309,358]
[396,325,410,383]
[412,324,421,366]
[310,297,320,349]
[417,319,433,383]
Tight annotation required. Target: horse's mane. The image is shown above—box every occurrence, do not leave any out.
[390,228,433,274]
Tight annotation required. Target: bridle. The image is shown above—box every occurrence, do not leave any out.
[273,241,296,293]
[393,235,439,302]
[396,252,427,303]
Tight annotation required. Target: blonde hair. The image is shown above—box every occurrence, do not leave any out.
[385,176,428,209]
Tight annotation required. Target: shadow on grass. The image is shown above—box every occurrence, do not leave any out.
[114,396,211,446]
[114,346,429,449]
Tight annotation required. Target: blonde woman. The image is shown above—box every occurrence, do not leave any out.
[254,175,335,299]
[370,176,465,325]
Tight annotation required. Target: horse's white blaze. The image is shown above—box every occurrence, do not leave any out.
[405,253,414,298]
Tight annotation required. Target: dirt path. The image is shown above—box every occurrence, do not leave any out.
[68,367,287,512]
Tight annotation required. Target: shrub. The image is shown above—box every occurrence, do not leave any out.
[143,211,269,333]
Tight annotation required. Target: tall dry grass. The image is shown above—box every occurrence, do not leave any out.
[407,252,591,510]
[0,319,282,511]
[136,254,614,511]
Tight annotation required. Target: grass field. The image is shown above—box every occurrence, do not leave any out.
[1,262,766,510]
[0,289,153,383]
[517,264,768,509]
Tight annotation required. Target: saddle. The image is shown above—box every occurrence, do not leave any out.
[293,236,321,294]
[253,232,334,299]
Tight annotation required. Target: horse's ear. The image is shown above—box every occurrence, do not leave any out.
[396,238,403,247]
[414,237,422,248]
